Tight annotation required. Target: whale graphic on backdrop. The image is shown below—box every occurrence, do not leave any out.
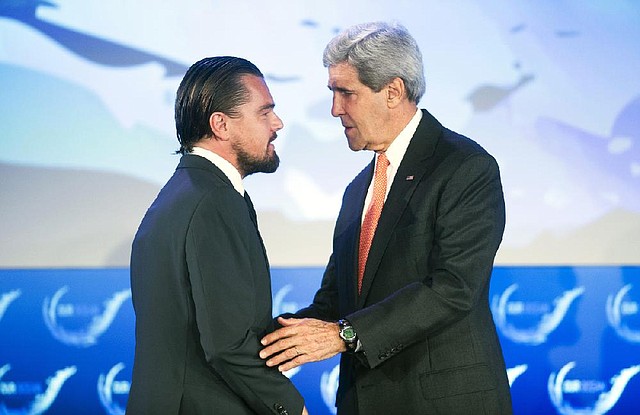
[0,364,76,415]
[548,362,640,415]
[492,284,584,345]
[42,286,131,347]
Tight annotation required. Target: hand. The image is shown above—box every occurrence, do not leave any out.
[260,317,346,372]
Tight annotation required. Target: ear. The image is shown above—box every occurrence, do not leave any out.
[209,112,230,140]
[386,77,405,109]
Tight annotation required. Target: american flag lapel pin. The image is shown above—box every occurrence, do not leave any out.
[406,175,414,181]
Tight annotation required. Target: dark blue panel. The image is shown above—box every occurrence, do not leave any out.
[1,267,639,414]
[0,269,134,414]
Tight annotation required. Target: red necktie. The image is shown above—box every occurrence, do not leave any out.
[357,153,389,294]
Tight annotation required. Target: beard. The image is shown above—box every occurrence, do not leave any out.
[233,140,280,177]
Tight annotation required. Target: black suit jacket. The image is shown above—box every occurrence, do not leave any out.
[127,154,303,415]
[295,110,512,414]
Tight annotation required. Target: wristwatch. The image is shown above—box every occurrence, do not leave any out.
[338,319,358,352]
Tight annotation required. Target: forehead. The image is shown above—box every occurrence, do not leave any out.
[241,74,274,106]
[328,62,363,88]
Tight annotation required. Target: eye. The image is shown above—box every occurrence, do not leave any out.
[331,87,353,96]
[260,105,276,118]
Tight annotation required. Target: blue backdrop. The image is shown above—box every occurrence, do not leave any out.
[1,266,639,414]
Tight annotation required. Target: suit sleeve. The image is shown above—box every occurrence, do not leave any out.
[186,190,304,415]
[348,153,506,369]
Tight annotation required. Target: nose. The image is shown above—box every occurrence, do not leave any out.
[331,93,344,118]
[272,112,284,131]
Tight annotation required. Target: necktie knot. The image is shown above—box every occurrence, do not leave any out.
[376,152,390,172]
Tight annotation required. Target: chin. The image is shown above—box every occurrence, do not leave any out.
[347,140,366,152]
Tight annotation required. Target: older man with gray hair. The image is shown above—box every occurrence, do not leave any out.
[261,21,512,414]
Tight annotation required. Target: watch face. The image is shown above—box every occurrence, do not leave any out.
[341,326,356,341]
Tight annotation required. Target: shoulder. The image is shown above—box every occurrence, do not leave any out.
[431,128,500,178]
[439,128,490,158]
[151,156,242,221]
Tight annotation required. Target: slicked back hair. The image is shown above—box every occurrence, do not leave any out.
[175,56,263,155]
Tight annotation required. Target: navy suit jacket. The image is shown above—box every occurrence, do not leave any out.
[294,110,513,414]
[128,154,303,415]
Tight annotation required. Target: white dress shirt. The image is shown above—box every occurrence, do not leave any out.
[362,109,422,220]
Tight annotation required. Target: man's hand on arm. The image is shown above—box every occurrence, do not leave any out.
[259,317,346,372]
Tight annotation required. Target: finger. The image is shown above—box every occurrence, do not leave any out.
[261,325,295,346]
[260,336,296,359]
[277,316,301,326]
[260,332,276,347]
[277,354,308,372]
[261,336,303,360]
[278,360,300,372]
[265,346,301,367]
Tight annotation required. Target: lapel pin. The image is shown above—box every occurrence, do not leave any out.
[406,175,414,181]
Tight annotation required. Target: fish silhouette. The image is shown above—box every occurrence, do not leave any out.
[0,0,187,76]
[467,73,534,112]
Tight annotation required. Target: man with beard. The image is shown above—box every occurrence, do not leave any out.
[127,56,307,415]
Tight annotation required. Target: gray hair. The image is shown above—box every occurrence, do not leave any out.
[323,21,426,104]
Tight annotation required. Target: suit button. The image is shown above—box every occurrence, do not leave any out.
[273,403,288,415]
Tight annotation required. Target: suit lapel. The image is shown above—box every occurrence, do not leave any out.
[244,192,270,267]
[343,161,375,304]
[357,110,442,306]
[335,159,374,309]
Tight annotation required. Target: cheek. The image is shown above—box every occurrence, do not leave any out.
[359,110,382,134]
[344,102,360,124]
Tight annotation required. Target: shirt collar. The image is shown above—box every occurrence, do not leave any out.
[190,146,244,195]
[382,109,422,169]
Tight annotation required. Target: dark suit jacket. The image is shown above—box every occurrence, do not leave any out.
[295,110,512,414]
[127,154,303,415]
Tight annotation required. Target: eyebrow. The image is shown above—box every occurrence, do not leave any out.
[327,85,352,93]
[258,103,276,112]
